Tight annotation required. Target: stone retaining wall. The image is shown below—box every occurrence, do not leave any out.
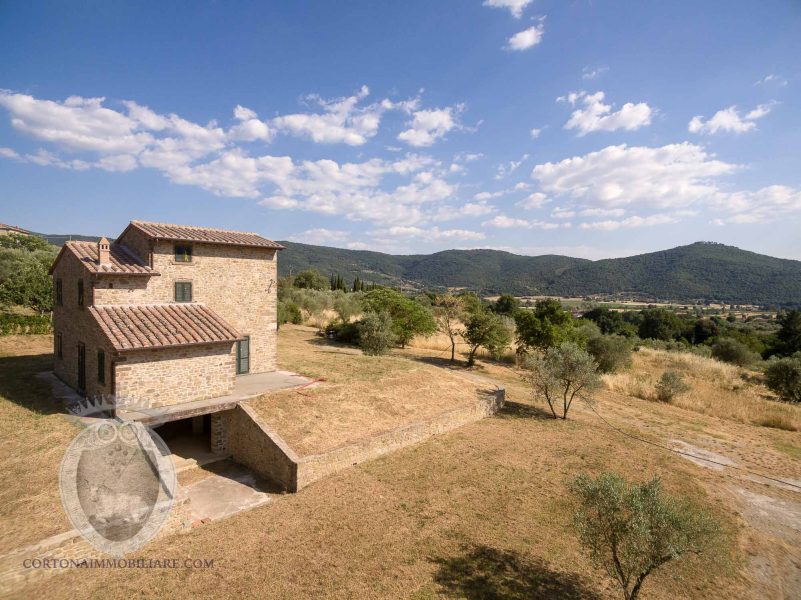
[225,386,505,492]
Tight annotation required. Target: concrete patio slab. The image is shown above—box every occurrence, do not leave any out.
[183,462,275,522]
[117,370,314,424]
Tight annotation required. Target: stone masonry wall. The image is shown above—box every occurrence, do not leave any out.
[114,229,278,374]
[223,387,505,492]
[114,344,236,409]
[51,251,114,399]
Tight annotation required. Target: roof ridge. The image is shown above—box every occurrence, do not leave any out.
[131,220,260,236]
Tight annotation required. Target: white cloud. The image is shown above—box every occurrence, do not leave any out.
[715,185,801,224]
[579,214,678,231]
[560,91,652,135]
[483,0,533,18]
[531,143,736,210]
[754,74,787,87]
[550,207,575,219]
[506,22,545,51]
[495,153,529,179]
[373,226,485,241]
[398,106,462,147]
[347,242,370,250]
[0,93,154,154]
[228,105,274,142]
[688,103,775,135]
[289,228,349,244]
[530,127,542,139]
[516,192,549,210]
[474,190,506,201]
[582,66,609,80]
[482,215,567,230]
[272,86,388,146]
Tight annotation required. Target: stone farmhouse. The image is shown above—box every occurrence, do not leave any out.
[49,220,283,410]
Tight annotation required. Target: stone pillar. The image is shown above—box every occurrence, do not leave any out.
[210,412,228,454]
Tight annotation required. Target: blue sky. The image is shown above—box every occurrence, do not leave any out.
[1,0,799,259]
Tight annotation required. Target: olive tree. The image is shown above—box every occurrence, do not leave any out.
[571,472,719,600]
[524,342,601,419]
[363,288,436,348]
[434,293,465,362]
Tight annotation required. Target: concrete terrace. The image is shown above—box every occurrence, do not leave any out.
[117,370,316,425]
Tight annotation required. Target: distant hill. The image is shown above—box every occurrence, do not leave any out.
[278,241,801,307]
[35,231,801,306]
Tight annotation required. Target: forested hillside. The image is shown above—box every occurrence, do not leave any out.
[278,241,801,306]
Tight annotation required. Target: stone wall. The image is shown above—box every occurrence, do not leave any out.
[51,251,115,399]
[222,404,299,491]
[115,229,278,374]
[223,387,505,492]
[115,344,236,409]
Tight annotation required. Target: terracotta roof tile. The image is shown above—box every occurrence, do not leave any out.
[61,241,158,276]
[129,220,284,249]
[89,303,243,352]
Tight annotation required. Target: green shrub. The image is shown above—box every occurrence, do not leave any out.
[0,313,52,335]
[324,319,361,345]
[358,311,396,356]
[655,370,691,402]
[763,354,801,403]
[586,334,632,373]
[711,337,759,367]
[277,300,302,325]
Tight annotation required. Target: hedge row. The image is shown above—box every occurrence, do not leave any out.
[0,314,52,335]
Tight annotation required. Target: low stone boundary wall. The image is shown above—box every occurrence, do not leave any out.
[226,386,505,492]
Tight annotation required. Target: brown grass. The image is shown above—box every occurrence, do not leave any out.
[5,329,801,598]
[251,327,484,456]
[0,335,76,554]
[603,348,801,432]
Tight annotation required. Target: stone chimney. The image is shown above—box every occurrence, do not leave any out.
[97,237,111,265]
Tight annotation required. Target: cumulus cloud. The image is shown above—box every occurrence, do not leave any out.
[530,127,542,139]
[531,142,736,209]
[506,22,545,51]
[688,103,775,135]
[516,192,549,210]
[714,185,801,224]
[483,0,533,18]
[579,214,678,231]
[372,226,485,241]
[397,106,462,147]
[0,89,480,227]
[482,215,567,230]
[559,91,652,135]
[288,228,349,244]
[272,85,393,145]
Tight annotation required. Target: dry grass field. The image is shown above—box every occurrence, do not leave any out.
[251,327,485,456]
[2,326,800,599]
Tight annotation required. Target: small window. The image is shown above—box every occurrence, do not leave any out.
[56,333,63,360]
[55,279,63,306]
[174,281,193,302]
[236,337,250,374]
[174,245,193,263]
[77,279,84,308]
[97,349,105,384]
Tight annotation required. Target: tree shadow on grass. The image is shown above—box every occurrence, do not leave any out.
[0,352,65,416]
[432,545,600,600]
[498,400,555,421]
